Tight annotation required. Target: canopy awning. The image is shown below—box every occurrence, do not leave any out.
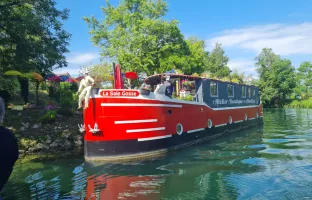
[144,73,203,85]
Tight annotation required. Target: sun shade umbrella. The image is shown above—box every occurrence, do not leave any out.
[65,78,77,83]
[76,76,84,81]
[44,73,56,79]
[23,72,44,81]
[59,75,70,82]
[125,72,138,80]
[4,70,23,76]
[48,75,61,82]
[33,73,44,81]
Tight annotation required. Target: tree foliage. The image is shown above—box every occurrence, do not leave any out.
[297,61,312,94]
[84,0,189,75]
[255,48,296,107]
[80,63,114,89]
[180,37,208,75]
[0,0,71,74]
[0,0,71,103]
[204,43,231,78]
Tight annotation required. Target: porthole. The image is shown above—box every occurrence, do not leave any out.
[208,119,212,129]
[256,112,259,118]
[244,114,248,121]
[176,123,183,135]
[229,116,233,124]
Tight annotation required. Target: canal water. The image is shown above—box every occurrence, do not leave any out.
[2,108,312,199]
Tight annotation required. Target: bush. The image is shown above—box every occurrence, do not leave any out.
[40,82,49,90]
[286,97,312,108]
[60,82,74,108]
[57,107,73,117]
[48,85,60,102]
[40,110,57,124]
[70,82,78,92]
[0,76,19,96]
[0,77,19,105]
[177,95,194,101]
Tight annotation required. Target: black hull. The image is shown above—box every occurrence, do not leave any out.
[84,118,263,162]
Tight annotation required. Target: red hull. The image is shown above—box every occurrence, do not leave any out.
[83,91,263,161]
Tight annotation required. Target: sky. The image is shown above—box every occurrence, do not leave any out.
[54,0,312,77]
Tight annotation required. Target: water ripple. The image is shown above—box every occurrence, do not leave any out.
[2,108,312,199]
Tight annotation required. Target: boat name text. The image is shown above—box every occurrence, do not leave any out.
[100,90,139,97]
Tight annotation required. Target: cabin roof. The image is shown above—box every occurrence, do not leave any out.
[144,73,257,87]
[144,73,202,84]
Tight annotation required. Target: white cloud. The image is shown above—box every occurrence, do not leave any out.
[67,53,99,64]
[228,59,256,75]
[206,23,312,56]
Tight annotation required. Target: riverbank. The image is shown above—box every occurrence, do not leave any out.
[2,108,84,158]
[285,97,312,108]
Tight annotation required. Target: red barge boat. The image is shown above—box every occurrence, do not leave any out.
[81,64,263,161]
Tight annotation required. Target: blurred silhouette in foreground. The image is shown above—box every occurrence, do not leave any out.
[0,97,19,192]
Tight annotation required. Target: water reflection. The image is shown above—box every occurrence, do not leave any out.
[3,109,312,199]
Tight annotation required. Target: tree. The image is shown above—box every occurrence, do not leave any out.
[84,0,189,75]
[229,69,244,84]
[80,63,114,89]
[297,61,312,94]
[180,37,208,75]
[255,48,296,107]
[204,43,231,78]
[0,0,71,103]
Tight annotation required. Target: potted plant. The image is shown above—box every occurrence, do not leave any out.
[182,81,193,91]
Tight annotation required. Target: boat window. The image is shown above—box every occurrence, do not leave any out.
[253,88,256,97]
[227,84,234,97]
[248,87,251,98]
[241,86,246,97]
[210,81,218,97]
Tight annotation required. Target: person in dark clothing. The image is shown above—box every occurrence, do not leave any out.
[0,97,19,192]
[163,76,173,98]
[0,90,10,107]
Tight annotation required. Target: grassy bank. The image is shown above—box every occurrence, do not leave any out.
[285,97,312,108]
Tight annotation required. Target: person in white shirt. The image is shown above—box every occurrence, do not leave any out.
[77,71,95,109]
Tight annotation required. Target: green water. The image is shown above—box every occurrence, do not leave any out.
[2,108,312,200]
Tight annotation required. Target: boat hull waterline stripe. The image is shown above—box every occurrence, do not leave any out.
[115,119,157,124]
[212,105,260,110]
[101,103,182,108]
[234,120,244,123]
[215,123,227,127]
[187,128,205,134]
[126,127,165,133]
[138,134,172,142]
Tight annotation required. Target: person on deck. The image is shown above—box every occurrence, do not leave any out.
[77,70,95,109]
[0,97,19,192]
[164,78,173,98]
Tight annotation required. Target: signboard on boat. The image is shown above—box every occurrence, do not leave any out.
[100,90,139,97]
